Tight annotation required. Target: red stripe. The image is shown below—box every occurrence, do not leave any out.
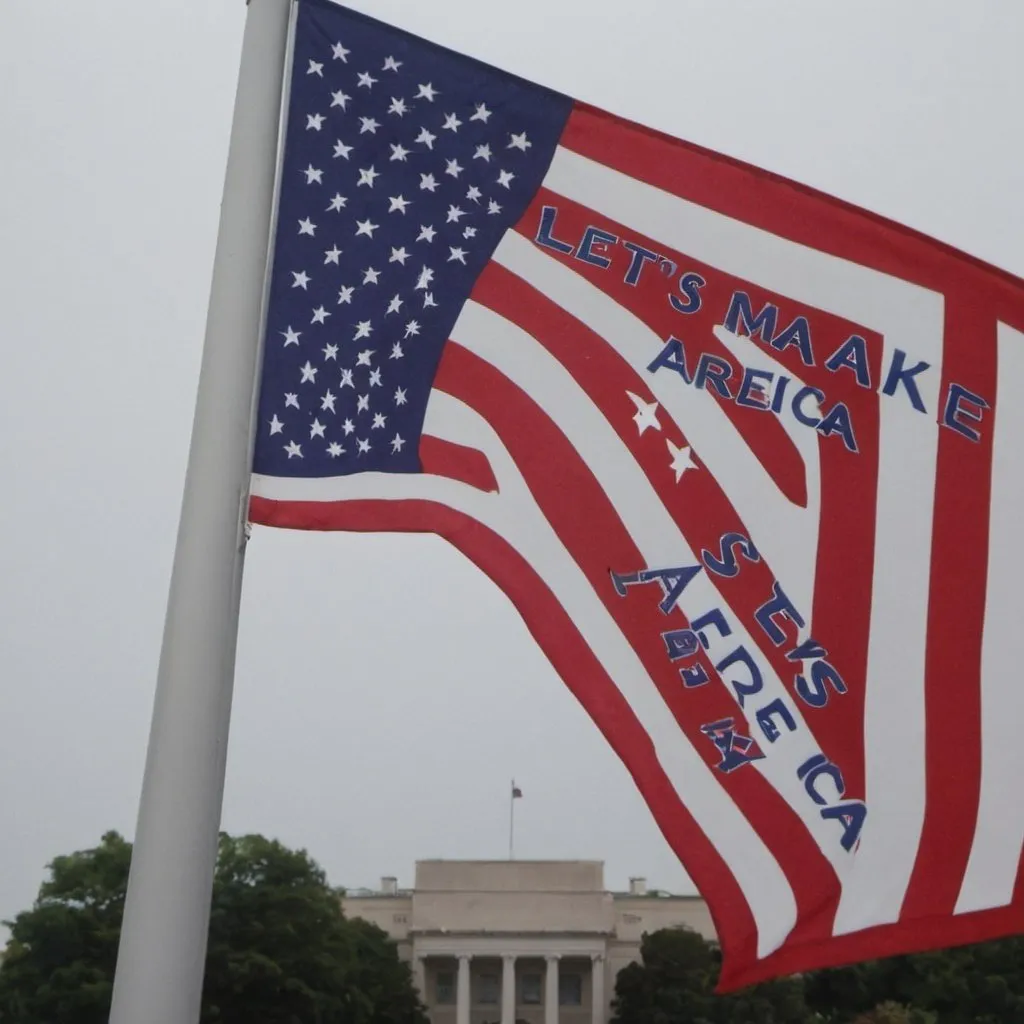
[507,189,881,801]
[418,435,498,493]
[901,300,997,919]
[433,341,840,944]
[248,493,760,985]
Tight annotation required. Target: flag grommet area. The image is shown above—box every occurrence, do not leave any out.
[248,0,1024,991]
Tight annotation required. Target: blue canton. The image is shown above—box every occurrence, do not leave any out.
[253,0,572,478]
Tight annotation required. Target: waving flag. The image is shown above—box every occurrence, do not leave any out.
[248,0,1024,989]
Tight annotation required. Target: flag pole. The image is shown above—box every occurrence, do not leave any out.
[509,779,516,860]
[107,2,292,1022]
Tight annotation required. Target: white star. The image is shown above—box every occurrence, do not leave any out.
[333,139,353,160]
[473,144,492,162]
[310,418,326,439]
[306,113,325,131]
[284,440,303,458]
[307,59,324,77]
[284,393,300,409]
[357,437,371,454]
[327,442,345,457]
[446,204,466,223]
[394,387,408,405]
[332,42,350,61]
[382,55,402,72]
[342,418,355,435]
[389,246,410,264]
[324,245,342,265]
[372,412,386,429]
[298,217,316,236]
[448,246,468,264]
[416,83,438,101]
[391,433,406,453]
[417,224,437,242]
[626,391,661,435]
[415,265,435,290]
[369,367,383,387]
[465,185,482,203]
[323,344,339,361]
[354,320,373,340]
[362,267,381,285]
[327,193,347,212]
[340,369,355,389]
[497,169,515,189]
[357,71,378,89]
[415,127,437,150]
[470,103,492,123]
[390,342,404,360]
[355,218,379,238]
[359,116,380,135]
[389,142,410,162]
[445,158,464,178]
[463,226,477,239]
[442,112,462,132]
[419,172,439,192]
[388,194,411,214]
[311,306,330,325]
[356,394,370,413]
[387,97,408,116]
[356,348,375,366]
[357,166,379,187]
[422,292,437,309]
[667,439,698,482]
[321,390,337,412]
[405,319,421,337]
[300,361,318,383]
[269,414,284,435]
[330,89,351,110]
[281,326,301,346]
[488,199,502,215]
[292,271,310,290]
[304,165,323,184]
[386,294,403,314]
[337,285,355,305]
[508,131,531,151]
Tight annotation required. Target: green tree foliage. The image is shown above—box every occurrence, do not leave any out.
[0,832,427,1024]
[610,926,813,1024]
[804,938,1024,1024]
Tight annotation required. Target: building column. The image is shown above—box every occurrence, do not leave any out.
[501,954,516,1024]
[412,955,426,1000]
[457,954,471,1024]
[590,954,605,1024]
[544,954,560,1024]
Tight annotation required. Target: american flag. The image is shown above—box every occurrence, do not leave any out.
[249,0,1024,990]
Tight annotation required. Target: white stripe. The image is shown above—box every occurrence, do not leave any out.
[451,299,850,875]
[956,321,1024,915]
[520,148,948,931]
[252,392,798,955]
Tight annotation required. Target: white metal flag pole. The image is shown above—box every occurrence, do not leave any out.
[108,1,293,1022]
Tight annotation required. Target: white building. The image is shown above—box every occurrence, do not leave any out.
[342,860,714,1024]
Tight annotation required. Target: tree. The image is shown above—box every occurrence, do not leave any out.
[611,926,813,1024]
[804,938,1024,1024]
[0,832,428,1024]
[850,1004,935,1024]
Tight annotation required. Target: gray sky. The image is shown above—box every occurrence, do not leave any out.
[1,0,1022,936]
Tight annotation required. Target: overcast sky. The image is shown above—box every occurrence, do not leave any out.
[1,0,1022,936]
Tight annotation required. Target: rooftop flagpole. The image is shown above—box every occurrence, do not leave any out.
[108,1,293,1021]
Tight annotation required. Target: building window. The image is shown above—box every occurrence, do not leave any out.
[435,971,456,1005]
[520,973,542,1005]
[393,913,408,924]
[559,973,583,1007]
[478,971,500,1005]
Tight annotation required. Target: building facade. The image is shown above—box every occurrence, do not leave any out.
[342,861,714,1024]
